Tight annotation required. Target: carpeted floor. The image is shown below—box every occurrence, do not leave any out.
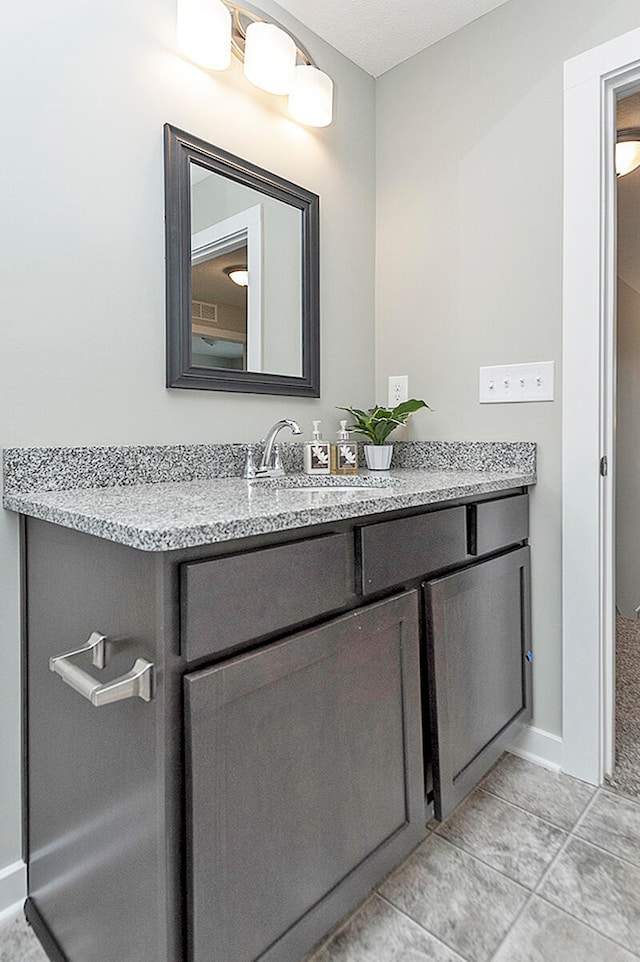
[605,613,640,797]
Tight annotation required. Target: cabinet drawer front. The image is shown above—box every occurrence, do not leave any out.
[181,533,353,661]
[473,493,529,557]
[359,506,467,595]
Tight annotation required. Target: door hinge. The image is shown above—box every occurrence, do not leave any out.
[600,455,608,477]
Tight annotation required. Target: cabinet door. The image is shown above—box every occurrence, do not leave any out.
[425,547,532,820]
[184,592,425,962]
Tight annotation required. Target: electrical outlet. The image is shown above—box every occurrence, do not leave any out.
[388,375,408,407]
[479,361,555,403]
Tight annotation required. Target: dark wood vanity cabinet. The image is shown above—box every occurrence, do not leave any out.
[21,486,531,962]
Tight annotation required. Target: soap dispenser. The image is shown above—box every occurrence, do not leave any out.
[304,421,331,475]
[332,420,359,475]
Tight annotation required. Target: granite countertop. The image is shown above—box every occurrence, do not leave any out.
[3,443,536,551]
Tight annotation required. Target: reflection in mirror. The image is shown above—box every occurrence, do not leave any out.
[191,241,248,371]
[165,125,319,396]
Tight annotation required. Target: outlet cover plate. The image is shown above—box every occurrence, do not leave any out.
[479,361,555,403]
[388,375,409,407]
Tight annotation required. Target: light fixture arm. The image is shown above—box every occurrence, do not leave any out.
[221,0,316,68]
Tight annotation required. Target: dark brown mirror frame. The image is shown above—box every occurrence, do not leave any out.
[164,124,320,396]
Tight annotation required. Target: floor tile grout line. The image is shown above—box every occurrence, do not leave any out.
[375,892,470,962]
[326,761,640,962]
[431,827,559,892]
[528,786,640,960]
[422,761,591,958]
[459,772,606,961]
[487,889,640,962]
[379,833,533,962]
[428,834,532,893]
[486,889,538,962]
[532,787,602,896]
[487,781,640,962]
[534,891,640,961]
[452,785,578,835]
[572,826,640,871]
[598,784,640,809]
[479,782,597,832]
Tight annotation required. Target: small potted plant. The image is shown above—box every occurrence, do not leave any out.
[337,398,430,470]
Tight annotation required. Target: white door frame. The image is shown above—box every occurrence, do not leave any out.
[562,27,640,785]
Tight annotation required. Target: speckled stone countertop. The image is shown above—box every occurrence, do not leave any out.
[3,442,536,552]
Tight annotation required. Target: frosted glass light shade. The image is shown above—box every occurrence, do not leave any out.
[226,267,249,287]
[616,140,640,177]
[243,22,296,95]
[177,0,231,70]
[288,65,333,127]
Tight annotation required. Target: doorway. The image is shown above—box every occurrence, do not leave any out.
[607,90,640,796]
[562,26,640,787]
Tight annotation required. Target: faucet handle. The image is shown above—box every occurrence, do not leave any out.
[243,446,258,479]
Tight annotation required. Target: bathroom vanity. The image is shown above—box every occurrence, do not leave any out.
[3,442,535,962]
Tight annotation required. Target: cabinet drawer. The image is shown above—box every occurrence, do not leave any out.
[471,494,529,557]
[181,533,353,661]
[359,506,467,595]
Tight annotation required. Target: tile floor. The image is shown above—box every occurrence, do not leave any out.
[1,752,639,961]
[307,753,640,962]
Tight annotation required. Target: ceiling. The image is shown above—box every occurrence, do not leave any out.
[192,247,248,306]
[274,0,513,77]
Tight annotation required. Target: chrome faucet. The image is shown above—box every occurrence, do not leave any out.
[255,419,302,477]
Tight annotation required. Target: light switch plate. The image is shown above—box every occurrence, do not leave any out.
[479,361,555,403]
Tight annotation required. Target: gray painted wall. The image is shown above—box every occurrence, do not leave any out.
[0,0,375,873]
[375,0,640,737]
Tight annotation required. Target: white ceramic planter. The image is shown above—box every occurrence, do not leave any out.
[364,445,393,470]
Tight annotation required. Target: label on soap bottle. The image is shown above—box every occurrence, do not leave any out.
[305,442,331,474]
[335,443,358,474]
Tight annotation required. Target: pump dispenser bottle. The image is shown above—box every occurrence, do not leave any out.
[304,421,331,474]
[331,420,359,475]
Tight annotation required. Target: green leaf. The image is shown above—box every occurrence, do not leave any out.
[335,398,431,444]
[392,398,430,418]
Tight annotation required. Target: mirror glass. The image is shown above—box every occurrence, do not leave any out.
[165,125,319,396]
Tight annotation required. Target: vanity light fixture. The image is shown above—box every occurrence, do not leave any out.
[224,265,249,286]
[616,128,640,177]
[176,0,334,127]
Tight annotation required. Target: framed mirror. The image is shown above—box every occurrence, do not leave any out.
[164,124,320,396]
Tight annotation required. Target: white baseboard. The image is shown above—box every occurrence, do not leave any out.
[509,724,564,773]
[0,860,26,925]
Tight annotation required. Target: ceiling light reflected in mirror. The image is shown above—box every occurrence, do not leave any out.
[224,265,249,287]
[616,128,640,177]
